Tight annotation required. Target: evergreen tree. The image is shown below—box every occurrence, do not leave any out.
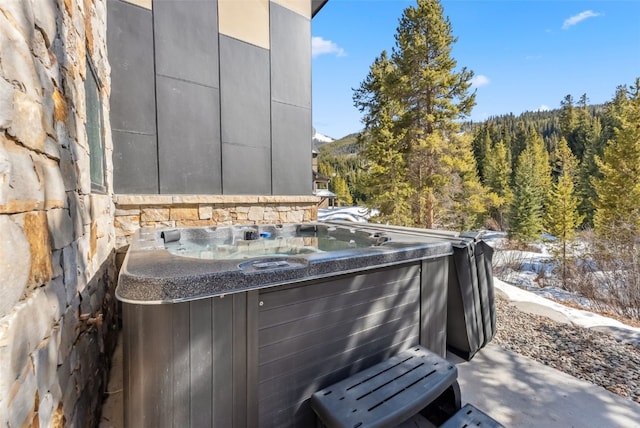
[600,85,627,144]
[438,132,489,230]
[571,94,591,160]
[359,111,415,225]
[472,126,492,181]
[545,139,583,287]
[528,131,552,208]
[484,140,512,229]
[593,78,640,247]
[510,122,531,173]
[509,132,551,242]
[575,116,603,226]
[354,52,414,224]
[559,94,577,149]
[318,160,335,178]
[332,176,353,206]
[510,153,542,242]
[353,0,482,229]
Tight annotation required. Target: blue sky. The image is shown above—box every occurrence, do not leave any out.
[311,0,640,139]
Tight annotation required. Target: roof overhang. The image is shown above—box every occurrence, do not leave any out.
[312,0,329,17]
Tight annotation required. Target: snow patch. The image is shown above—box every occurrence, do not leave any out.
[495,279,640,333]
[313,130,335,144]
[485,231,640,335]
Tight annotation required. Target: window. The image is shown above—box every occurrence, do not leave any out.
[85,57,106,193]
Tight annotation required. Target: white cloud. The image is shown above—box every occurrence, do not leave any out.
[471,75,490,88]
[312,36,346,58]
[538,104,551,112]
[562,10,602,30]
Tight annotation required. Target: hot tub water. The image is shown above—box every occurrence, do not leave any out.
[163,224,388,260]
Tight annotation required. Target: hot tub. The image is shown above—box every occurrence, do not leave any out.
[117,223,455,427]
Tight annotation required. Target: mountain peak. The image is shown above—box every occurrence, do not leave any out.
[313,130,335,146]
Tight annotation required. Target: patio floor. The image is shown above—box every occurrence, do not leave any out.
[449,344,640,427]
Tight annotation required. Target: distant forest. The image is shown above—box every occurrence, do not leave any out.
[318,87,637,239]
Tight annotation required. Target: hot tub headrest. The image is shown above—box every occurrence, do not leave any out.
[244,229,260,240]
[161,229,181,243]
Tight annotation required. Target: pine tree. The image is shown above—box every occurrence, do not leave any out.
[571,94,591,160]
[359,115,415,225]
[472,126,492,181]
[529,132,552,210]
[600,85,627,144]
[484,140,513,229]
[354,0,482,229]
[545,139,583,287]
[510,122,531,173]
[438,132,489,230]
[509,132,551,242]
[593,78,640,247]
[510,155,541,242]
[318,160,335,178]
[332,176,353,207]
[354,52,414,224]
[559,94,577,149]
[575,116,603,226]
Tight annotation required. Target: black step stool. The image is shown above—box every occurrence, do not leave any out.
[310,346,461,428]
[440,403,505,428]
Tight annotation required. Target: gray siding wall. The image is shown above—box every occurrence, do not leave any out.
[270,3,312,194]
[154,0,222,194]
[107,0,313,195]
[108,1,158,193]
[219,36,272,195]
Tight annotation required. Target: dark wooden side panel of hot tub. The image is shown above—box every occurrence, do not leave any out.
[122,259,449,428]
[123,292,257,428]
[420,257,449,354]
[256,264,423,428]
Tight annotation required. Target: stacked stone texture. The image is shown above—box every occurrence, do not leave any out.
[0,0,117,426]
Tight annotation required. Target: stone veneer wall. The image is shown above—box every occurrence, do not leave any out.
[114,194,320,262]
[0,0,118,426]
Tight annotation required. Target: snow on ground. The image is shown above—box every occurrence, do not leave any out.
[318,206,379,223]
[484,231,640,334]
[494,278,640,333]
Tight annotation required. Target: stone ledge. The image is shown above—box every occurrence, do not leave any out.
[114,194,321,206]
[112,195,173,206]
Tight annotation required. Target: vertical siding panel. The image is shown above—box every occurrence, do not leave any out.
[122,304,133,427]
[219,36,272,194]
[270,3,312,194]
[420,258,449,357]
[190,299,213,426]
[212,296,234,426]
[246,290,260,427]
[135,304,173,427]
[172,302,190,426]
[107,1,158,193]
[233,293,248,427]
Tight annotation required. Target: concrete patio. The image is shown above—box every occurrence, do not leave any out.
[450,344,640,427]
